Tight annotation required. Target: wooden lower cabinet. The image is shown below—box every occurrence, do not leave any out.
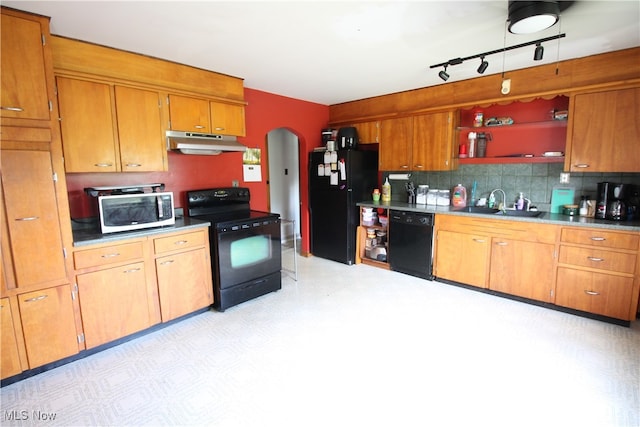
[434,229,489,288]
[489,239,555,302]
[77,262,155,349]
[17,285,78,369]
[1,297,23,379]
[153,229,213,322]
[555,268,635,320]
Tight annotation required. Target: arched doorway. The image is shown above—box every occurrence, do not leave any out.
[266,128,301,247]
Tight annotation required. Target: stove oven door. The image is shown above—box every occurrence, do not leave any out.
[214,216,281,290]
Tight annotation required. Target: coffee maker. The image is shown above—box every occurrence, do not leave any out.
[595,182,612,219]
[596,182,629,221]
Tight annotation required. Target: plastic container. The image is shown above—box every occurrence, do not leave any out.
[437,190,451,206]
[416,185,429,204]
[382,177,391,203]
[452,184,467,208]
[427,189,439,205]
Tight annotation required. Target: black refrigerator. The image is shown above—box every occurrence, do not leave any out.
[309,149,379,265]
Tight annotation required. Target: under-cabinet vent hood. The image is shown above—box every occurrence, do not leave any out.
[166,130,247,155]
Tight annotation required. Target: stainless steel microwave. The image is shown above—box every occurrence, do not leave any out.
[98,192,175,233]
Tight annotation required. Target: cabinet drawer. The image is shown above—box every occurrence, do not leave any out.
[154,230,205,254]
[558,246,636,274]
[555,267,635,320]
[436,214,557,243]
[560,228,639,250]
[74,242,144,270]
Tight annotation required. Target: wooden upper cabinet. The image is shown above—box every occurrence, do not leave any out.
[114,86,167,171]
[57,77,118,172]
[1,149,68,290]
[168,95,211,133]
[379,117,413,171]
[566,87,640,172]
[413,111,456,171]
[350,121,379,144]
[210,101,245,136]
[0,11,51,123]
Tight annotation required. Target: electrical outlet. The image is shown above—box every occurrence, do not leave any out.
[560,172,570,184]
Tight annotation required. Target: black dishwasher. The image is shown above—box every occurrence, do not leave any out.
[388,210,434,279]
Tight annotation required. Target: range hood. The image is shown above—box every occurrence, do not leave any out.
[166,130,247,155]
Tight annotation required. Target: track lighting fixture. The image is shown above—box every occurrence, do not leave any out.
[438,65,449,81]
[429,33,564,81]
[477,56,489,74]
[533,43,544,60]
[508,0,560,34]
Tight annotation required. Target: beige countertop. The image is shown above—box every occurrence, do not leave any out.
[357,200,640,232]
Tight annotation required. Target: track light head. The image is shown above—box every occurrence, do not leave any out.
[439,65,450,81]
[477,57,489,74]
[534,43,544,61]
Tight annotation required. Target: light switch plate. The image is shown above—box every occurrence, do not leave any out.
[560,172,570,184]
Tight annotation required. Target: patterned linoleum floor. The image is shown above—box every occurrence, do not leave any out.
[1,247,639,427]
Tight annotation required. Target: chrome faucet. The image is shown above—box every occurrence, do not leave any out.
[489,189,506,210]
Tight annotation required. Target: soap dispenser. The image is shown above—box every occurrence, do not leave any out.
[516,192,525,210]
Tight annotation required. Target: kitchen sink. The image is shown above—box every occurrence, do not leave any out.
[494,210,544,218]
[454,206,544,218]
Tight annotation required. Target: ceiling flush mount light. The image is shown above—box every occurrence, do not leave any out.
[438,65,449,81]
[477,56,489,74]
[534,43,544,60]
[508,0,560,34]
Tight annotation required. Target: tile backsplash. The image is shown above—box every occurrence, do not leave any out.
[384,163,640,210]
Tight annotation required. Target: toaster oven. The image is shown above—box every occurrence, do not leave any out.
[98,192,175,233]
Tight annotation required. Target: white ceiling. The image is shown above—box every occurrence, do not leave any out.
[5,1,640,105]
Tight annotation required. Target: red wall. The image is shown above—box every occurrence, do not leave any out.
[65,87,328,253]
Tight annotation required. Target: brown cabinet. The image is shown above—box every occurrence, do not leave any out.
[356,207,389,269]
[57,77,167,172]
[555,227,640,321]
[434,214,558,302]
[566,87,640,172]
[153,229,213,322]
[168,94,246,137]
[1,147,68,290]
[1,297,24,379]
[379,112,456,171]
[74,240,159,349]
[0,9,51,123]
[349,121,379,144]
[18,284,79,369]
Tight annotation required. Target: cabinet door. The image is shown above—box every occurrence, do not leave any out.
[379,117,413,171]
[568,88,640,172]
[210,101,245,136]
[434,230,489,288]
[489,239,555,302]
[352,121,379,144]
[156,249,213,322]
[57,77,118,172]
[413,111,456,171]
[1,297,23,379]
[0,13,50,121]
[77,262,154,349]
[168,95,210,132]
[555,267,635,320]
[114,86,166,171]
[18,285,78,368]
[1,149,67,288]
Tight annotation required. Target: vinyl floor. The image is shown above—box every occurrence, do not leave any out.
[1,245,639,427]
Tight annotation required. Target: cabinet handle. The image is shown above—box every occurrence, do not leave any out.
[400,165,409,169]
[126,163,142,167]
[414,164,424,169]
[587,256,604,262]
[194,125,205,129]
[101,253,120,258]
[94,163,113,167]
[174,240,188,245]
[472,238,486,243]
[590,237,606,241]
[495,241,508,246]
[214,127,225,131]
[24,295,48,303]
[574,164,590,168]
[123,268,141,274]
[0,106,24,112]
[584,290,600,296]
[15,216,39,221]
[160,260,175,265]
